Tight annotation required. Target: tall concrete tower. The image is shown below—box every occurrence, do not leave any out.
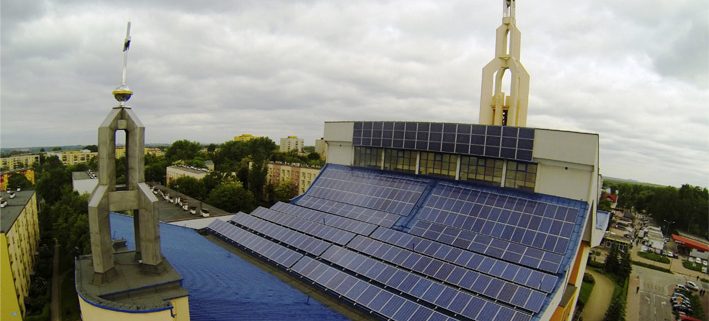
[88,22,162,280]
[479,0,530,127]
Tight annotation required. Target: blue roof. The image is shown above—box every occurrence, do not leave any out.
[109,213,349,321]
[207,164,589,321]
[596,210,610,231]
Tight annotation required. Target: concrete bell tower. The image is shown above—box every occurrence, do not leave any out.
[88,22,162,281]
[479,0,530,127]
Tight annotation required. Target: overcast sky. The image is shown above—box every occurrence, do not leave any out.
[1,0,707,187]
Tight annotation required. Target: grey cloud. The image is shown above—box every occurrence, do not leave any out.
[1,0,707,187]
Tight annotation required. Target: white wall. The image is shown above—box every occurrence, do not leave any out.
[324,122,355,166]
[73,179,98,195]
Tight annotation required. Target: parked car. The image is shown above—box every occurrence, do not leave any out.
[703,260,708,266]
[189,207,197,215]
[696,257,703,264]
[675,284,688,292]
[182,203,190,211]
[201,208,210,218]
[686,281,700,291]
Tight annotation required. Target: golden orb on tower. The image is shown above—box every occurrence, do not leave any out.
[112,84,133,104]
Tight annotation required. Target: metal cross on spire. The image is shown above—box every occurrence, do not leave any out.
[112,21,133,106]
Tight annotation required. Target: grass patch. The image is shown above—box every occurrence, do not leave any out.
[579,281,595,307]
[637,251,670,264]
[683,260,705,272]
[60,272,80,321]
[631,260,673,273]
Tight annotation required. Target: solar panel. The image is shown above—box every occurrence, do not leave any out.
[291,256,459,321]
[229,212,332,256]
[207,220,302,268]
[250,207,356,245]
[306,165,429,215]
[270,202,377,235]
[296,195,401,227]
[205,164,588,321]
[321,245,536,319]
[353,121,535,162]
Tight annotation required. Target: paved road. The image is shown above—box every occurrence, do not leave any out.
[50,240,61,321]
[582,269,614,321]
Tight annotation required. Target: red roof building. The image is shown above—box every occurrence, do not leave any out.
[672,234,709,252]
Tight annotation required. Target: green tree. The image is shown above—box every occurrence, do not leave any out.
[307,152,320,161]
[603,299,625,321]
[248,161,267,201]
[35,156,70,204]
[8,172,33,189]
[145,154,168,184]
[207,182,256,213]
[165,140,202,163]
[169,176,206,199]
[83,145,98,152]
[605,245,619,276]
[271,181,298,203]
[246,137,277,162]
[617,250,632,280]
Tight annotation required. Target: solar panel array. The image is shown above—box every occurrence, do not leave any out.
[353,121,535,162]
[206,164,587,321]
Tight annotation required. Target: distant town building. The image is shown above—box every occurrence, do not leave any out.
[233,134,259,142]
[0,154,40,171]
[46,150,97,166]
[115,146,164,158]
[72,171,98,195]
[267,162,321,194]
[279,136,304,153]
[0,169,35,191]
[314,138,327,160]
[0,189,39,320]
[166,165,210,186]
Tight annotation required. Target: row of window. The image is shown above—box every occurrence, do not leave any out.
[353,147,537,191]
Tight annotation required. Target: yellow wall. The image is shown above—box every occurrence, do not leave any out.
[0,155,39,171]
[47,151,98,166]
[1,169,35,190]
[0,235,23,321]
[0,192,39,319]
[79,295,190,321]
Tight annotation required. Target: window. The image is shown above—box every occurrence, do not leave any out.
[353,147,383,169]
[419,152,457,178]
[504,161,537,191]
[383,149,417,174]
[459,156,503,185]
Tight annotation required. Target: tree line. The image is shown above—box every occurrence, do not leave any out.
[606,181,708,238]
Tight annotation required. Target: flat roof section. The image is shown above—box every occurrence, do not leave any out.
[0,189,35,233]
[108,213,349,321]
[75,251,187,311]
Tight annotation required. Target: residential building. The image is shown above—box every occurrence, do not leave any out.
[115,146,164,158]
[0,189,39,320]
[314,138,327,160]
[0,154,40,171]
[0,169,35,191]
[233,134,259,142]
[46,150,97,166]
[279,136,304,153]
[266,162,321,194]
[166,165,209,186]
